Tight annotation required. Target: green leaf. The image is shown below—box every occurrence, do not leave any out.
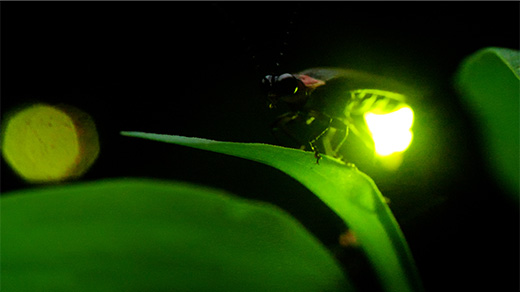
[456,47,520,198]
[121,132,424,292]
[1,178,350,292]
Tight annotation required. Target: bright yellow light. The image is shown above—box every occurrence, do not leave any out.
[1,104,99,183]
[364,106,414,156]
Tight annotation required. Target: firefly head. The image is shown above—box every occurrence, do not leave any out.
[261,73,304,108]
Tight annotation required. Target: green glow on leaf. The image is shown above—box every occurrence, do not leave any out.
[364,106,414,156]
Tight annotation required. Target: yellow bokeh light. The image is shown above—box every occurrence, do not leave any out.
[1,103,99,183]
[364,106,414,157]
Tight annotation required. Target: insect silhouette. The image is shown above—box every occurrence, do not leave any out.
[261,67,415,163]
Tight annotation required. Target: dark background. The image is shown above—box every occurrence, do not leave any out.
[2,2,519,291]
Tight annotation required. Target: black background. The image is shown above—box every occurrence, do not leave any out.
[2,2,519,291]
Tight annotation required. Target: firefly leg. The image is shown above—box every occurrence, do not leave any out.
[308,140,322,163]
[329,118,349,158]
[271,111,331,164]
[308,124,331,164]
[305,110,336,164]
[270,112,308,149]
[308,117,350,162]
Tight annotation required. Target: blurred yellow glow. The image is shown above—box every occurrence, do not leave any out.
[364,106,414,156]
[1,103,99,183]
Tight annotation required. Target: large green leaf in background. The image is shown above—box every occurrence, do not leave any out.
[121,132,424,292]
[456,47,520,199]
[1,179,350,292]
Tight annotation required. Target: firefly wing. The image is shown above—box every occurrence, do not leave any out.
[297,67,418,98]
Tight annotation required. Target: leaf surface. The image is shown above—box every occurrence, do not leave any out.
[121,132,423,292]
[457,47,520,198]
[2,178,350,292]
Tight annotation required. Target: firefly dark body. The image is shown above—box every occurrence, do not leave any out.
[261,67,413,163]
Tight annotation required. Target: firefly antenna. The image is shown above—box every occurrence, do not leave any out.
[213,3,302,78]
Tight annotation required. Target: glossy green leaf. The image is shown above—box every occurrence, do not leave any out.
[121,132,424,292]
[1,178,350,292]
[456,47,520,198]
